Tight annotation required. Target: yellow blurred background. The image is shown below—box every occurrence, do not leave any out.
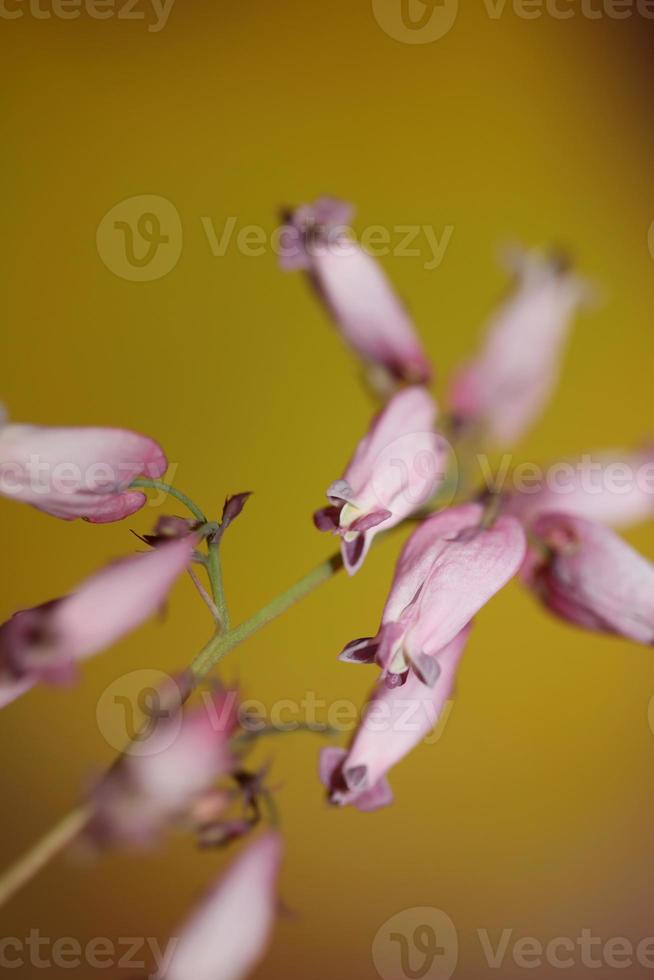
[2,2,654,977]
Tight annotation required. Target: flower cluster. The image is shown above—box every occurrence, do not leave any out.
[0,196,652,980]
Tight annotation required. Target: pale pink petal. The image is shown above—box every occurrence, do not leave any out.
[382,503,486,623]
[316,388,448,575]
[404,513,526,663]
[502,448,654,530]
[311,246,432,382]
[161,832,283,980]
[0,422,167,522]
[89,690,238,847]
[53,536,195,662]
[449,249,590,447]
[323,627,471,809]
[524,513,654,644]
[280,198,432,383]
[0,537,195,704]
[339,503,525,683]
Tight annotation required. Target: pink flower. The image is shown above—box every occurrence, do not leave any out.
[159,832,283,980]
[523,513,654,644]
[340,503,526,684]
[88,689,239,847]
[280,197,432,385]
[320,626,471,811]
[449,249,590,446]
[0,536,195,708]
[502,448,654,530]
[314,387,448,574]
[0,416,167,522]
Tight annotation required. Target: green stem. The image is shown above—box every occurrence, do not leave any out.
[0,805,91,910]
[130,478,207,524]
[190,551,343,679]
[187,567,222,624]
[207,538,230,629]
[232,722,337,749]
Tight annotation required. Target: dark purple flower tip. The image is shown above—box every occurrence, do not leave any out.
[338,637,378,665]
[221,492,253,529]
[313,506,342,532]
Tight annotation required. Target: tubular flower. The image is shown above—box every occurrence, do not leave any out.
[314,386,448,575]
[279,196,432,385]
[0,416,167,522]
[320,626,471,811]
[340,503,525,685]
[501,448,654,530]
[88,689,239,847]
[160,832,283,980]
[523,513,654,644]
[0,536,195,708]
[449,248,590,447]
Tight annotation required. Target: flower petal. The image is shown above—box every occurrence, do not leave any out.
[524,513,654,644]
[0,422,167,522]
[449,249,590,447]
[316,388,447,575]
[280,198,432,383]
[0,537,195,705]
[502,448,654,530]
[160,832,283,980]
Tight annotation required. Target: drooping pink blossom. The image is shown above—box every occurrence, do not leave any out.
[449,248,591,447]
[0,417,167,522]
[279,197,432,384]
[88,689,239,847]
[160,832,283,980]
[340,503,525,684]
[314,386,448,574]
[501,448,654,530]
[523,513,654,644]
[0,536,195,708]
[320,626,471,811]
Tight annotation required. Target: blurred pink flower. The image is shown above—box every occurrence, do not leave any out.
[320,626,471,811]
[501,448,654,530]
[0,417,167,522]
[280,196,432,384]
[314,386,448,574]
[523,513,654,644]
[449,249,590,447]
[340,503,525,685]
[88,689,239,847]
[160,831,283,980]
[0,536,195,708]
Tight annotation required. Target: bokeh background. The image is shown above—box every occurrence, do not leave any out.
[3,2,654,977]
